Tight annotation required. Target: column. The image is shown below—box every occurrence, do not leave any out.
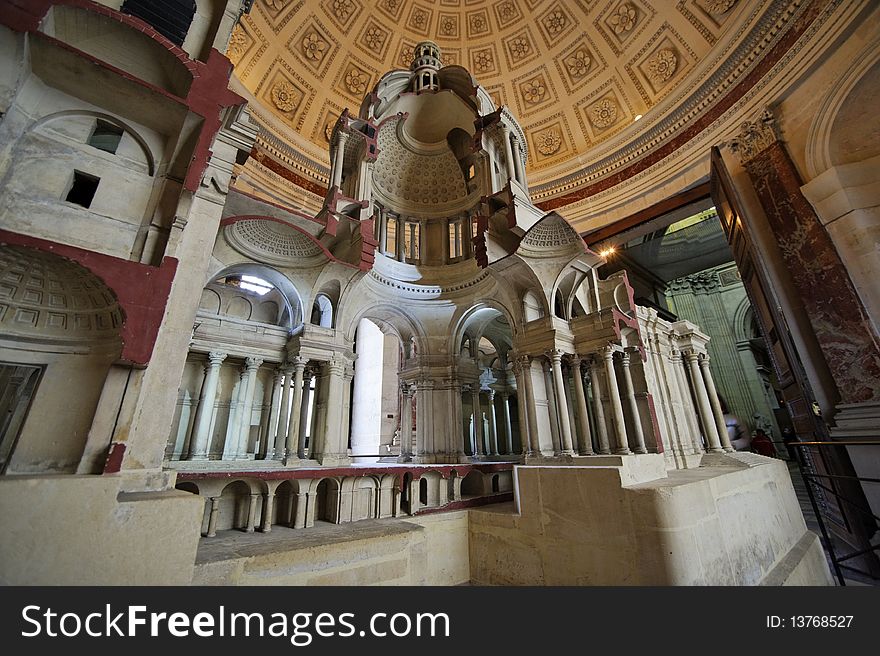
[236,357,263,458]
[187,351,226,460]
[620,350,647,454]
[378,210,388,253]
[399,383,414,462]
[292,490,308,529]
[486,390,498,456]
[284,356,307,461]
[601,346,630,455]
[297,367,314,458]
[542,359,561,453]
[331,130,348,188]
[569,355,594,455]
[262,367,283,459]
[587,357,611,454]
[471,385,484,457]
[512,138,525,186]
[685,350,723,453]
[205,496,220,537]
[548,349,575,455]
[260,491,275,532]
[518,356,540,455]
[501,391,514,454]
[500,123,515,181]
[699,354,733,452]
[672,349,704,454]
[319,355,349,462]
[245,493,259,533]
[274,362,293,459]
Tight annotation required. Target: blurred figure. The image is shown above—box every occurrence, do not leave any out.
[782,426,799,461]
[751,428,777,457]
[726,413,750,451]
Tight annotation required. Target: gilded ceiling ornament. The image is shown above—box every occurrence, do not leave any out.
[302,33,327,61]
[364,27,386,52]
[412,8,428,29]
[227,25,248,64]
[381,0,400,12]
[345,67,369,96]
[544,10,567,35]
[470,13,487,32]
[566,49,591,78]
[498,1,516,22]
[324,122,334,142]
[647,48,677,86]
[474,49,493,72]
[271,80,299,112]
[706,0,737,14]
[399,46,414,67]
[522,78,547,105]
[536,129,562,156]
[510,37,530,60]
[264,0,287,10]
[610,3,637,34]
[590,97,618,128]
[440,17,456,36]
[333,0,354,21]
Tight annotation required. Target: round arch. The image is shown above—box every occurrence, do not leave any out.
[447,298,517,358]
[205,263,305,333]
[28,110,156,175]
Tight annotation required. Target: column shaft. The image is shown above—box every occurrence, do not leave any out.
[700,356,733,452]
[602,348,631,455]
[620,352,648,454]
[686,351,723,453]
[588,360,611,454]
[549,351,575,455]
[274,366,293,458]
[236,358,263,458]
[521,358,540,455]
[263,368,283,459]
[570,357,594,455]
[471,387,484,457]
[188,351,226,460]
[502,392,514,454]
[284,358,307,460]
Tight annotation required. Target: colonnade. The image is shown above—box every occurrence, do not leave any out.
[505,344,732,459]
[178,350,340,462]
[462,384,518,457]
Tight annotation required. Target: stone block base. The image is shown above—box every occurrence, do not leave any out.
[470,455,833,585]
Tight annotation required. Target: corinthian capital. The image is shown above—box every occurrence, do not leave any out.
[726,107,781,164]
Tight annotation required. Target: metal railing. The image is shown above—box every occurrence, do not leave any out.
[791,440,880,586]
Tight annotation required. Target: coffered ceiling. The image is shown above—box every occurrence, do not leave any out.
[228,1,791,222]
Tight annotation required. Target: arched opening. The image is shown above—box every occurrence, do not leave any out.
[275,480,296,527]
[351,477,377,522]
[175,482,199,495]
[491,474,500,493]
[315,479,330,523]
[311,294,334,328]
[419,477,428,506]
[217,481,251,532]
[461,470,483,497]
[402,472,412,513]
[453,304,515,459]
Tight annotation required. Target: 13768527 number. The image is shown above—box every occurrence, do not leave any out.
[789,616,853,628]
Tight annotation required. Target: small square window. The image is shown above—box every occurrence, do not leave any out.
[65,171,100,208]
[88,120,123,154]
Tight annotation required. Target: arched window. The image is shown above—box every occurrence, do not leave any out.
[311,294,334,328]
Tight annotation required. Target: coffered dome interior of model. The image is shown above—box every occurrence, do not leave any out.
[229,0,751,196]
